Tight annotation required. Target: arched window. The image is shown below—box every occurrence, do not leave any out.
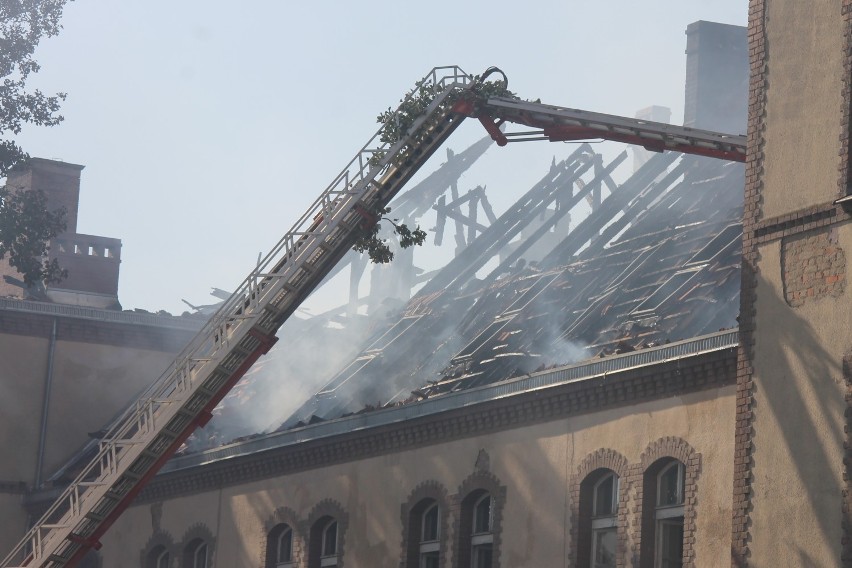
[266,523,295,567]
[420,502,440,568]
[265,512,301,568]
[640,458,686,568]
[654,461,685,568]
[278,525,294,567]
[591,472,619,568]
[456,472,504,568]
[322,521,338,564]
[308,516,340,568]
[182,538,209,568]
[471,493,493,568]
[146,545,170,568]
[402,485,449,568]
[576,469,621,568]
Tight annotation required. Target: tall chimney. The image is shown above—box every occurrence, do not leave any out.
[6,158,84,234]
[684,21,748,135]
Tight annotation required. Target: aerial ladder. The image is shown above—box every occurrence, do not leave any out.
[1,66,746,568]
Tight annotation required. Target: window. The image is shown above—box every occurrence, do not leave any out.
[321,521,338,566]
[591,472,619,568]
[471,493,493,568]
[308,516,340,568]
[181,538,208,568]
[404,495,444,568]
[576,468,621,568]
[266,523,295,568]
[277,526,294,567]
[457,483,502,568]
[146,545,169,568]
[156,549,170,568]
[640,459,687,568]
[192,542,208,568]
[654,461,685,568]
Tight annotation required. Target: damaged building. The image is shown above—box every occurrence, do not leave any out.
[4,4,852,567]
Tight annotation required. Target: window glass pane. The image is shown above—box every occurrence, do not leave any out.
[278,527,293,562]
[156,551,169,568]
[422,504,439,542]
[658,463,685,507]
[658,519,684,568]
[420,550,440,568]
[322,521,338,557]
[592,527,617,568]
[474,495,492,534]
[194,543,207,568]
[593,474,616,517]
[472,543,493,568]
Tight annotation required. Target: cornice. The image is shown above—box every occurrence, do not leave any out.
[137,346,736,503]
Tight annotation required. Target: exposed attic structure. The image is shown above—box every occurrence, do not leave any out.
[177,137,743,449]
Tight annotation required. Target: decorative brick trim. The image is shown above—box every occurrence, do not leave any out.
[731,1,769,565]
[842,351,852,565]
[304,499,348,568]
[635,438,701,568]
[140,349,736,503]
[638,437,698,471]
[452,465,507,568]
[140,529,175,568]
[569,449,630,568]
[399,480,451,568]
[179,523,216,568]
[261,506,303,568]
[753,202,849,243]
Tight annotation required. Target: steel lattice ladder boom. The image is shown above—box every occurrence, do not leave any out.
[2,65,748,568]
[455,96,747,162]
[1,66,474,568]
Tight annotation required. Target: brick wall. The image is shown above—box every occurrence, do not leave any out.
[731,1,769,565]
[781,228,847,306]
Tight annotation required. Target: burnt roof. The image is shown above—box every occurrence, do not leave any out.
[180,142,743,453]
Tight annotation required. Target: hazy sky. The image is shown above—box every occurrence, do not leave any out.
[12,1,747,314]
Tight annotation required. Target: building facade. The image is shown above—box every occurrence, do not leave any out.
[8,1,852,566]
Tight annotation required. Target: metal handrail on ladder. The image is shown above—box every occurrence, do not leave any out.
[1,65,474,568]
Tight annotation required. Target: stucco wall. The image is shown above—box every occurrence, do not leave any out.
[748,224,851,567]
[42,341,176,476]
[761,0,846,219]
[0,334,49,482]
[0,493,27,564]
[0,327,186,559]
[0,332,179,485]
[102,385,736,567]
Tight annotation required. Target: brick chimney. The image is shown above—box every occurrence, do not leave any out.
[1,159,122,308]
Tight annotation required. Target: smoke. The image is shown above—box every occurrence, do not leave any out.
[183,312,372,451]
